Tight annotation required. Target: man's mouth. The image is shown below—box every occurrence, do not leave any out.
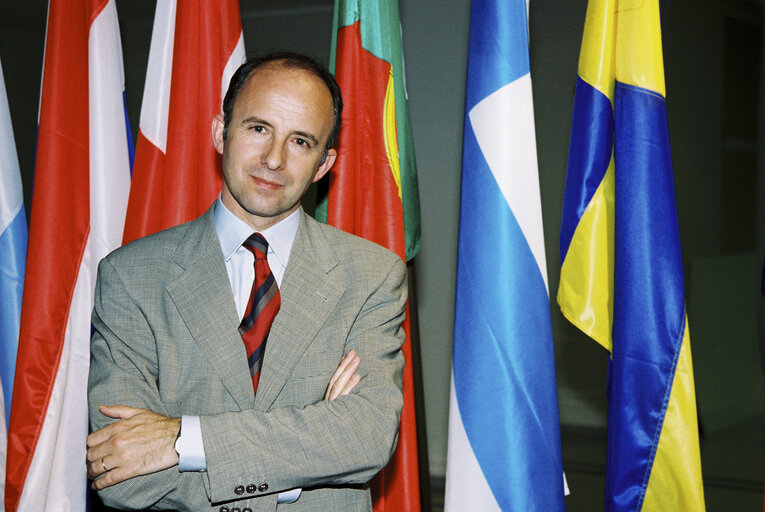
[250,175,284,189]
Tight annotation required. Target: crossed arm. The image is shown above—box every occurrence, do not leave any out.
[86,351,362,488]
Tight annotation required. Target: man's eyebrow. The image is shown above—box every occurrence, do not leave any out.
[241,116,270,127]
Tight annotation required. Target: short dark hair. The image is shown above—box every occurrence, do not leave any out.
[222,52,343,154]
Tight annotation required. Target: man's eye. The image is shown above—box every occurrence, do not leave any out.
[294,138,309,147]
[251,125,265,133]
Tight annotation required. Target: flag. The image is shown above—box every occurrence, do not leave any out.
[318,0,421,261]
[122,0,245,244]
[4,1,132,510]
[0,54,28,506]
[318,0,422,509]
[444,1,565,510]
[558,0,705,510]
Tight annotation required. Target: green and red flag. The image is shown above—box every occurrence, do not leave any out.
[318,0,420,261]
[317,0,421,510]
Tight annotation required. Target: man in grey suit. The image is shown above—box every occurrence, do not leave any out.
[86,53,407,511]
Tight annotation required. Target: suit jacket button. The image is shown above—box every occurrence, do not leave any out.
[219,507,229,512]
[243,509,252,512]
[234,485,245,495]
[231,508,241,512]
[246,484,256,494]
[258,483,268,492]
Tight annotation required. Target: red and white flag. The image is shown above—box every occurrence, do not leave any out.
[5,1,132,510]
[123,0,245,243]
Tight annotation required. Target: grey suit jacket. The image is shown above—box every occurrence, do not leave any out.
[88,206,407,511]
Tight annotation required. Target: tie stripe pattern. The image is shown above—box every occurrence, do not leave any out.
[239,233,280,394]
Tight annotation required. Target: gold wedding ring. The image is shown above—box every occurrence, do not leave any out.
[101,458,107,472]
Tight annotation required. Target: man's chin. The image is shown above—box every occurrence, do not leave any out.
[243,204,297,219]
[235,202,301,228]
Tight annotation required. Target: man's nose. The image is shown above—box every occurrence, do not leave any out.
[262,140,285,171]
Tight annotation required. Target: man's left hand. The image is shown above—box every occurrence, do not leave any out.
[86,405,180,490]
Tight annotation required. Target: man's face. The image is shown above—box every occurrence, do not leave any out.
[213,63,336,231]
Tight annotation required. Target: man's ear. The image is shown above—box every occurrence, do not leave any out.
[313,148,336,183]
[212,114,225,155]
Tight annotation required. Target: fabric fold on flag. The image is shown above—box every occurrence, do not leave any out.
[319,1,422,510]
[123,0,245,243]
[445,1,565,510]
[4,1,132,510]
[558,0,705,510]
[0,54,28,506]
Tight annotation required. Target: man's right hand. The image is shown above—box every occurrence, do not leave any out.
[325,350,361,400]
[86,405,180,489]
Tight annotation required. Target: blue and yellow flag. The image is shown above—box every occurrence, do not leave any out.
[558,0,705,510]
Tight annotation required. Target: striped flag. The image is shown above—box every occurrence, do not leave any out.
[0,54,28,505]
[123,0,245,244]
[318,0,422,510]
[4,1,132,510]
[558,0,705,510]
[445,1,565,510]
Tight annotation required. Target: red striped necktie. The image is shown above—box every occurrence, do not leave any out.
[239,233,281,394]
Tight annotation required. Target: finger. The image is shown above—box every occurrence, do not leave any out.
[326,354,360,400]
[87,455,110,480]
[87,422,120,448]
[87,460,99,480]
[87,409,136,447]
[86,437,117,471]
[86,444,104,467]
[338,374,361,397]
[88,405,144,446]
[326,354,358,400]
[91,464,134,490]
[331,373,360,400]
[86,434,119,481]
[326,350,357,392]
[99,404,145,420]
[324,350,356,400]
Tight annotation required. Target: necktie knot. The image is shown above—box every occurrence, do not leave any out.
[243,233,269,260]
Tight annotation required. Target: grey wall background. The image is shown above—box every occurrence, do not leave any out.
[1,0,763,509]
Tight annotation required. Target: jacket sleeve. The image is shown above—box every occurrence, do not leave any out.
[88,257,229,511]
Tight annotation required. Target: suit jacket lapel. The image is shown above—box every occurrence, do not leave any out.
[255,211,346,411]
[166,207,255,410]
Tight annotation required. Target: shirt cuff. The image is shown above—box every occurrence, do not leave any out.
[277,488,302,503]
[178,415,206,472]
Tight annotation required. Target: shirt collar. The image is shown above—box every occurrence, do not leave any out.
[214,197,300,268]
